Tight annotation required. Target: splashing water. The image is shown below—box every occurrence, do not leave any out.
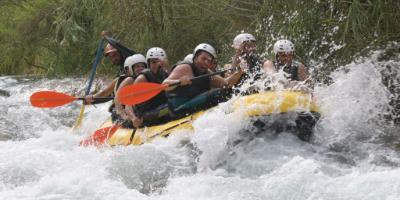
[0,50,399,199]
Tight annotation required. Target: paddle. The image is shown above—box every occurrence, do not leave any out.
[73,36,106,129]
[79,124,121,147]
[117,68,237,106]
[30,91,113,108]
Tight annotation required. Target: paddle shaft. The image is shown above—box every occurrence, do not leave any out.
[168,67,236,88]
[86,39,105,95]
[77,96,113,101]
[117,67,239,106]
[73,39,105,129]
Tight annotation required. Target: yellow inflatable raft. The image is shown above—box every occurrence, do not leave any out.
[83,90,320,146]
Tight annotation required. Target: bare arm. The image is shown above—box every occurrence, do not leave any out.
[109,75,148,128]
[297,63,309,82]
[94,78,118,97]
[162,64,193,87]
[223,63,233,76]
[84,78,118,104]
[263,60,276,74]
[113,77,139,119]
[120,75,149,127]
[134,74,148,83]
[211,69,244,88]
[114,77,134,105]
[120,76,147,128]
[125,105,143,128]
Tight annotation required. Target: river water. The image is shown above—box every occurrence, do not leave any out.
[0,50,399,199]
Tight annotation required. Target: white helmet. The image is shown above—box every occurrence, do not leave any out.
[183,53,193,63]
[124,54,146,68]
[273,40,295,54]
[193,43,217,59]
[146,47,167,61]
[233,33,256,49]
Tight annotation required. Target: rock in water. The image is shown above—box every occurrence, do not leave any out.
[0,89,10,97]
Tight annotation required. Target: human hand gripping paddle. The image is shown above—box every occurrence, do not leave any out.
[117,67,239,106]
[78,67,240,147]
[28,90,125,147]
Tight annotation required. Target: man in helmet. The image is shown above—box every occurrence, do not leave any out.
[83,36,135,106]
[123,47,171,128]
[163,43,244,116]
[86,53,146,128]
[112,54,147,128]
[225,33,273,93]
[223,33,269,95]
[225,33,265,79]
[264,40,309,82]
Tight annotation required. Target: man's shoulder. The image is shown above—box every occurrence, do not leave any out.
[134,74,148,83]
[174,63,192,72]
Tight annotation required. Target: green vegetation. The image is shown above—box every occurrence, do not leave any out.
[0,0,399,77]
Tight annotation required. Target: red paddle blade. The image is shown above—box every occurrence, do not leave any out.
[79,124,120,147]
[30,91,77,108]
[117,82,168,106]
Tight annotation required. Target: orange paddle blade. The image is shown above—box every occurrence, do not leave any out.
[79,124,120,147]
[117,82,169,106]
[30,91,77,108]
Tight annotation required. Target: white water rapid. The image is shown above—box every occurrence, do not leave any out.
[0,50,399,200]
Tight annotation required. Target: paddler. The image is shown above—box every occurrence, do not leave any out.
[163,43,244,116]
[264,39,310,82]
[83,37,135,125]
[123,47,171,128]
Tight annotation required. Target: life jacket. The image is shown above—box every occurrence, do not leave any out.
[134,68,169,118]
[168,63,211,99]
[108,75,129,123]
[274,60,300,81]
[113,75,131,95]
[235,54,265,88]
[108,75,130,119]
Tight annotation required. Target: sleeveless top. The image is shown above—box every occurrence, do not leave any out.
[134,68,169,117]
[274,60,300,81]
[168,63,211,99]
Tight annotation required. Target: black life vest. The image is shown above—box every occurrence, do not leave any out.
[113,75,130,95]
[236,54,265,87]
[274,61,299,81]
[108,75,129,112]
[168,63,211,99]
[134,68,169,117]
[140,68,168,84]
